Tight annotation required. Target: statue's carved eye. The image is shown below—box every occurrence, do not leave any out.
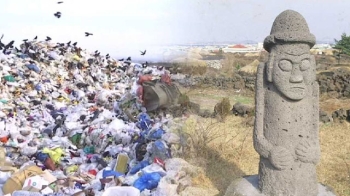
[278,60,292,72]
[300,59,310,71]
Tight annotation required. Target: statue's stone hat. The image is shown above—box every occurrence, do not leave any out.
[263,10,316,52]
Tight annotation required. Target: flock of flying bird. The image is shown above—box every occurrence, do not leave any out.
[0,1,148,65]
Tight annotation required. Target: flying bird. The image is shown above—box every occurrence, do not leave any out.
[33,36,38,40]
[54,12,61,18]
[126,57,131,61]
[85,32,93,37]
[45,36,52,41]
[2,40,14,53]
[0,35,4,50]
[72,42,77,46]
[140,50,146,55]
[57,1,63,4]
[5,40,14,49]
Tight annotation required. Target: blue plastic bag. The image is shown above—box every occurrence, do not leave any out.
[133,172,162,191]
[129,160,149,175]
[26,64,40,73]
[138,113,151,131]
[103,170,124,178]
[36,152,50,162]
[148,128,165,140]
[35,83,42,91]
[151,140,172,160]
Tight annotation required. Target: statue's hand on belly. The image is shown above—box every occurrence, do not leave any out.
[268,146,294,170]
[295,139,320,164]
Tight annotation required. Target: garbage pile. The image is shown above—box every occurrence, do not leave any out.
[0,39,194,196]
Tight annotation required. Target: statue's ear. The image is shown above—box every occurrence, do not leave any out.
[310,55,316,69]
[266,53,274,83]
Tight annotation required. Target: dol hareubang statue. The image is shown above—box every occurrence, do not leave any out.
[225,10,336,196]
[254,9,320,196]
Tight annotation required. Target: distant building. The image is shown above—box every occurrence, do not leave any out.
[222,44,261,53]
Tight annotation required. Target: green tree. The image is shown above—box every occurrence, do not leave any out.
[334,33,350,64]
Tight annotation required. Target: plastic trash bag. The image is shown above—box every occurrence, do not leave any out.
[133,172,162,192]
[42,147,64,164]
[141,163,166,177]
[161,132,180,144]
[129,160,149,175]
[102,170,124,178]
[102,186,141,196]
[12,190,43,196]
[135,143,148,161]
[149,140,171,161]
[147,128,165,140]
[0,171,11,184]
[138,113,151,131]
[26,64,40,73]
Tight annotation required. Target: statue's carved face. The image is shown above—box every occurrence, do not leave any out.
[271,44,315,100]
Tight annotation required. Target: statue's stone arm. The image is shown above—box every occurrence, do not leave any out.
[253,63,273,159]
[295,81,321,164]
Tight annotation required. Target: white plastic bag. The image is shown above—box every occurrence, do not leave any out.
[102,186,140,196]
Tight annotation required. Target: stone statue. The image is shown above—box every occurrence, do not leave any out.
[254,9,320,196]
[225,10,336,196]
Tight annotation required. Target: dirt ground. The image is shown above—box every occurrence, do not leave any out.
[181,87,350,196]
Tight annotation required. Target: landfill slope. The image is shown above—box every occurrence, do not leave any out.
[0,39,216,195]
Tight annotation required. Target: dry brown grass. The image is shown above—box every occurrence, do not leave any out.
[181,88,350,196]
[319,97,350,113]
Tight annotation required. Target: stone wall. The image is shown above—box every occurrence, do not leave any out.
[174,73,256,91]
[317,68,350,98]
[173,67,350,99]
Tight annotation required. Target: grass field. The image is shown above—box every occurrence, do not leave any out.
[180,87,350,196]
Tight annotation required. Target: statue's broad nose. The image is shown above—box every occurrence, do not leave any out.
[290,66,303,83]
[290,74,303,83]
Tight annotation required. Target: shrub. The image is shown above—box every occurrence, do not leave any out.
[178,93,190,108]
[214,97,231,121]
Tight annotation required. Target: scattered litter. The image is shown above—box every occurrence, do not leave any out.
[0,37,195,195]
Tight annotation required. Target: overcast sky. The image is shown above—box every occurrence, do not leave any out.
[0,0,349,60]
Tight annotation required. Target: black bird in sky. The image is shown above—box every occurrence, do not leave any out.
[140,50,146,55]
[54,12,61,18]
[67,41,71,46]
[57,1,63,4]
[85,32,93,37]
[0,35,4,50]
[126,56,131,61]
[33,36,38,41]
[72,42,77,46]
[2,40,14,52]
[4,40,14,50]
[45,36,52,41]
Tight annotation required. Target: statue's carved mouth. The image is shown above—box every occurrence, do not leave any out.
[291,87,304,89]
